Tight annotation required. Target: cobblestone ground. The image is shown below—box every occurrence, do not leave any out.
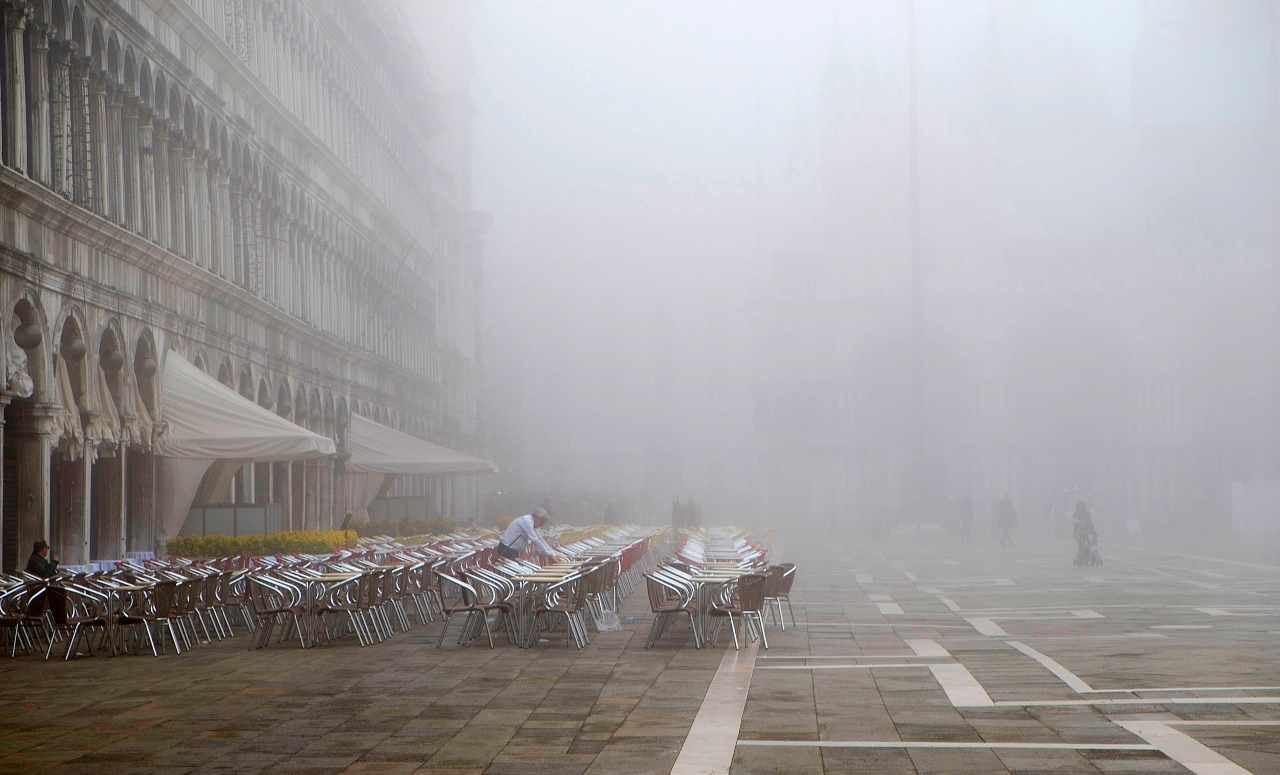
[2,540,1279,774]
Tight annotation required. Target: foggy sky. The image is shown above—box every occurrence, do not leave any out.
[426,1,1280,533]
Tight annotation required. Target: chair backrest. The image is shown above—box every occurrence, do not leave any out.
[736,573,766,611]
[763,566,785,597]
[779,563,796,595]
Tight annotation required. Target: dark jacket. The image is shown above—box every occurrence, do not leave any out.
[26,552,58,578]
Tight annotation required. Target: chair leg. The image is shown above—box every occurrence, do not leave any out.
[437,612,452,648]
[727,613,739,650]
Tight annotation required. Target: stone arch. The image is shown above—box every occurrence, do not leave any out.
[216,357,234,388]
[122,47,137,98]
[97,321,127,417]
[152,71,165,119]
[190,350,208,373]
[167,84,181,134]
[106,31,120,84]
[70,4,85,53]
[49,0,67,41]
[323,392,335,439]
[89,19,104,74]
[294,384,307,427]
[183,97,196,144]
[276,380,294,420]
[194,107,206,153]
[237,364,254,398]
[55,307,89,414]
[256,378,272,409]
[133,328,158,418]
[11,294,51,402]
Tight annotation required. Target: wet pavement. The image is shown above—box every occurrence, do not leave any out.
[1,539,1278,774]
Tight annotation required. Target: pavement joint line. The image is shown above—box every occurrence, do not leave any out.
[876,602,905,615]
[670,642,757,775]
[735,740,1158,751]
[1116,720,1252,775]
[1086,686,1280,693]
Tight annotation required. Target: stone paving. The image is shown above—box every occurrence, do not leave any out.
[1,538,1278,774]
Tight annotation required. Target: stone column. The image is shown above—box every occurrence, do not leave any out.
[108,85,125,225]
[48,41,73,197]
[218,168,233,280]
[168,129,185,255]
[228,178,242,285]
[192,148,208,267]
[152,120,171,247]
[26,23,49,185]
[122,96,141,233]
[90,73,109,216]
[137,109,155,241]
[241,190,257,292]
[207,158,221,276]
[4,5,28,174]
[70,56,92,209]
[178,138,194,259]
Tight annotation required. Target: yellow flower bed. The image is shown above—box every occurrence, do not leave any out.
[167,530,358,558]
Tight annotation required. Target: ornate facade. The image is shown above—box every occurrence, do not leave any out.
[0,0,483,570]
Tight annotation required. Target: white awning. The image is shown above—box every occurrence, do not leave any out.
[346,413,496,475]
[156,351,335,461]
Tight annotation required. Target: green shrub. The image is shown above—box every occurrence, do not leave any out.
[168,530,358,558]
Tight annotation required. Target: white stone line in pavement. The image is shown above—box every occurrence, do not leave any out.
[1006,640,1094,692]
[1151,625,1214,630]
[966,617,1008,636]
[855,573,874,584]
[907,638,951,657]
[758,641,949,661]
[793,622,975,629]
[1162,720,1280,726]
[947,633,1167,642]
[1090,686,1280,693]
[966,610,1106,637]
[1115,721,1252,775]
[989,697,1280,707]
[869,593,892,601]
[1194,570,1231,579]
[736,740,1157,751]
[877,602,905,615]
[929,663,994,707]
[1197,607,1279,617]
[670,643,758,775]
[757,663,936,670]
[758,654,951,660]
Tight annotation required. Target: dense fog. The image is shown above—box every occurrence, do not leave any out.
[419,1,1280,546]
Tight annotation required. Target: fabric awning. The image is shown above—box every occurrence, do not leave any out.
[346,413,495,475]
[156,351,335,461]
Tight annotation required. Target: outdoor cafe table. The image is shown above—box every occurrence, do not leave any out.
[688,568,752,638]
[509,569,579,647]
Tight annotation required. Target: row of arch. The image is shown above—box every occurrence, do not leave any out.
[7,290,411,454]
[0,0,435,374]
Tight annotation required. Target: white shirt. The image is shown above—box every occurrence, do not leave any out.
[501,514,554,555]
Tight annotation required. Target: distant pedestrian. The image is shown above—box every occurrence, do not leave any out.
[994,497,1017,546]
[1072,501,1101,566]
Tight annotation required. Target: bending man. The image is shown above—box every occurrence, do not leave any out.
[497,508,555,561]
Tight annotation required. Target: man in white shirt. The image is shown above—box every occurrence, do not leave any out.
[498,508,555,560]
